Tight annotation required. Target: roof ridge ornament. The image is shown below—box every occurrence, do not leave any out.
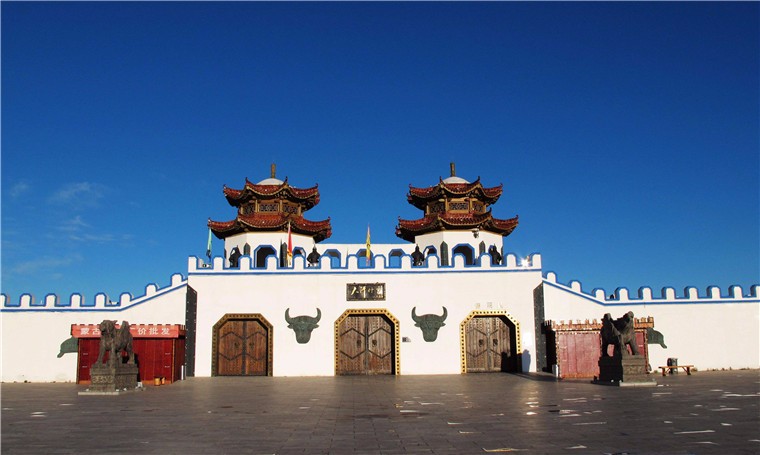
[271,163,276,179]
[450,162,456,177]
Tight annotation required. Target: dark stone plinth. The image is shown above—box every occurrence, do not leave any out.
[84,363,139,394]
[596,355,655,386]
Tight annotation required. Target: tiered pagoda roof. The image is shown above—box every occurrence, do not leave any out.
[222,178,321,210]
[396,164,518,242]
[208,166,332,242]
[407,177,502,210]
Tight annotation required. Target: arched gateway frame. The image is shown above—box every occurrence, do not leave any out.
[212,313,273,376]
[334,309,400,375]
[460,310,522,373]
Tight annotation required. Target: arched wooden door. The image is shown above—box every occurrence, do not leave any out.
[213,314,272,376]
[336,311,397,375]
[463,315,519,373]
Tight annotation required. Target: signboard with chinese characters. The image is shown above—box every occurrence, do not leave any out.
[346,283,386,301]
[71,324,185,338]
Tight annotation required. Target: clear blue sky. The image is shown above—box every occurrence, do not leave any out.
[2,2,758,302]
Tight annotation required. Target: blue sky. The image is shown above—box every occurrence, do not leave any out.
[2,2,758,302]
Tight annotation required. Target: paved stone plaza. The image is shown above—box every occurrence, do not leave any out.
[2,370,759,454]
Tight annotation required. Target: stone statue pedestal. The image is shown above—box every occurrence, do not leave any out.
[596,355,656,387]
[79,363,139,395]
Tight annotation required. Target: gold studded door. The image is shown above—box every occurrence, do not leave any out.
[465,316,514,372]
[337,315,393,375]
[216,318,268,376]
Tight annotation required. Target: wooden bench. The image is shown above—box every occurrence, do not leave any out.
[659,365,694,376]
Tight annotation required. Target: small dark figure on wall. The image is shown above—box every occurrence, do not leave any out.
[411,245,425,266]
[307,247,320,267]
[488,245,502,265]
[229,247,241,268]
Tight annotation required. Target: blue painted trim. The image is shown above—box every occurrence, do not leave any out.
[451,243,476,266]
[542,279,759,306]
[253,245,278,269]
[1,283,187,313]
[387,249,406,269]
[322,249,342,269]
[189,267,541,277]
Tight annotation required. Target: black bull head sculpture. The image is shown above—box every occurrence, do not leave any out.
[285,308,321,344]
[411,307,448,342]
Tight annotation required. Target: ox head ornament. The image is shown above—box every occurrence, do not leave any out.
[285,308,321,344]
[411,306,447,342]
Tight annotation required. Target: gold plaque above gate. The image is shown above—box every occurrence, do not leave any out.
[346,283,385,301]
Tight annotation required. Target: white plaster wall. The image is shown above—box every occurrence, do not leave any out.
[542,279,760,371]
[1,284,187,382]
[188,262,543,377]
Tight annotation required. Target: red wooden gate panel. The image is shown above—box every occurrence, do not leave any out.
[547,318,653,379]
[73,324,185,384]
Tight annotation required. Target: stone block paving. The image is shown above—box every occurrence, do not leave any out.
[2,370,759,454]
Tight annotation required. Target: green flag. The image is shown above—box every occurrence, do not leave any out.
[206,228,213,260]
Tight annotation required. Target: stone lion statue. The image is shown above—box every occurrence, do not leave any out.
[601,311,639,357]
[94,320,134,366]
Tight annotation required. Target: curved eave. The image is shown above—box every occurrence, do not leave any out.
[407,178,503,210]
[208,214,332,243]
[223,179,321,210]
[395,213,518,242]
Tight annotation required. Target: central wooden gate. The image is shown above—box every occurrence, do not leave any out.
[213,314,273,376]
[461,311,521,373]
[335,310,399,375]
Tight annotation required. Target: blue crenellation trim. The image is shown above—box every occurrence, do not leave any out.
[0,283,187,313]
[543,278,759,306]
[189,267,540,277]
[190,250,539,272]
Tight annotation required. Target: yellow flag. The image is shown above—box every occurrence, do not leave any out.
[365,224,371,264]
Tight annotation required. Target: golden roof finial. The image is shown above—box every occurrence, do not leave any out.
[450,162,456,177]
[271,163,276,179]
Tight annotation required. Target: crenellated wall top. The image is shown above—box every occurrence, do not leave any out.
[187,251,543,274]
[1,273,186,310]
[543,271,760,304]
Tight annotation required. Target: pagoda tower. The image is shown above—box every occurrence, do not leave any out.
[396,163,518,265]
[208,165,332,266]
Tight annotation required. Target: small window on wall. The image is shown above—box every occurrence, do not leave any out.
[259,202,279,212]
[255,246,277,268]
[449,200,469,211]
[388,249,404,268]
[428,201,445,214]
[324,249,341,268]
[452,244,475,265]
[356,249,372,268]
